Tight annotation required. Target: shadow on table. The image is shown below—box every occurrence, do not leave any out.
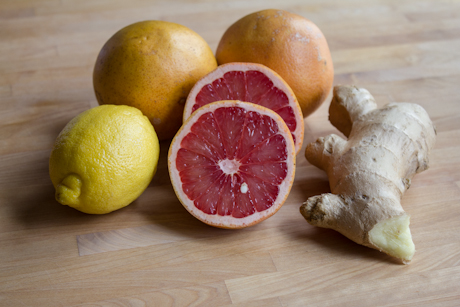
[7,171,100,230]
[4,149,102,231]
[282,218,401,265]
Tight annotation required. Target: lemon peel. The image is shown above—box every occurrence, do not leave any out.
[49,105,160,214]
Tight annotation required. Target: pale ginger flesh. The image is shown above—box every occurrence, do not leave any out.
[300,85,436,263]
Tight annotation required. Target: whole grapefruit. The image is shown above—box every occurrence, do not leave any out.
[216,9,334,118]
[93,20,218,140]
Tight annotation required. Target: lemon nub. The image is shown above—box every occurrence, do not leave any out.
[56,174,82,208]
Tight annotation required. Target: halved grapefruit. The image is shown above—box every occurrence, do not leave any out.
[183,62,304,154]
[169,100,296,229]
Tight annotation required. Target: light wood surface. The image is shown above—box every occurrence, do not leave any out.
[1,0,460,306]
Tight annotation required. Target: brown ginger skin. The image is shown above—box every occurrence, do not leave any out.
[300,85,436,263]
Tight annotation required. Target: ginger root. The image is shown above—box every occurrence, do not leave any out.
[300,85,436,264]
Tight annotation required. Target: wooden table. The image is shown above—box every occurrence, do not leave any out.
[2,0,460,305]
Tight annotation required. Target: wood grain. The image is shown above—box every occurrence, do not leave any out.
[1,0,460,306]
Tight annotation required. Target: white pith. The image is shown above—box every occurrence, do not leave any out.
[240,182,249,194]
[218,159,241,175]
[168,100,296,229]
[183,62,304,155]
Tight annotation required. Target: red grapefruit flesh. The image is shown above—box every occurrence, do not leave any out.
[184,62,304,154]
[169,100,296,229]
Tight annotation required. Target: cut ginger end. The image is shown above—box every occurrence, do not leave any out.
[368,214,415,264]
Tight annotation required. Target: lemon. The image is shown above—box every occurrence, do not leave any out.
[49,105,160,214]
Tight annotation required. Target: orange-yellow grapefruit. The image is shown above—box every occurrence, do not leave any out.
[168,100,296,229]
[216,9,334,118]
[93,20,218,140]
[184,62,304,154]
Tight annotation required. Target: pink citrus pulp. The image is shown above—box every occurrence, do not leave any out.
[169,100,296,228]
[183,62,304,154]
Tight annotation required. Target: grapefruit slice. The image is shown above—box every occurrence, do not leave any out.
[169,100,296,229]
[184,62,304,154]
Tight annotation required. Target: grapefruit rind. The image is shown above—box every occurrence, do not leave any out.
[183,62,304,155]
[215,9,334,119]
[169,100,296,229]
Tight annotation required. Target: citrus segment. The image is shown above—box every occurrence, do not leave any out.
[169,100,296,228]
[184,63,304,154]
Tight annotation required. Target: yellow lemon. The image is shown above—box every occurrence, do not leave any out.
[49,105,160,214]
